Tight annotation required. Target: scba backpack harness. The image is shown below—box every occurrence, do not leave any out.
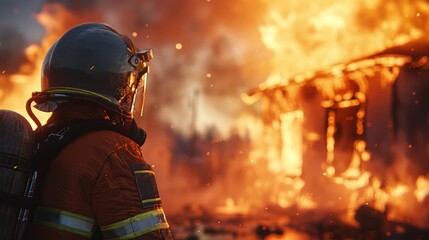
[0,111,146,240]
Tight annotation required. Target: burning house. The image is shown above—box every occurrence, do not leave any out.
[244,44,413,181]
[239,39,429,239]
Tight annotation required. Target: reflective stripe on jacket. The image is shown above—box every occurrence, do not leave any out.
[32,207,96,237]
[23,129,172,240]
[101,208,169,239]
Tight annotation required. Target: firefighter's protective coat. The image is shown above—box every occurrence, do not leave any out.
[24,128,172,239]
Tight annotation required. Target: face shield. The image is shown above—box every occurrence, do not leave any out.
[131,71,147,117]
[128,49,153,117]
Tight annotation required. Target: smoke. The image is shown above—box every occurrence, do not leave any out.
[0,27,25,101]
[0,0,44,101]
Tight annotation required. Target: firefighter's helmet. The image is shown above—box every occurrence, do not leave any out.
[31,22,153,120]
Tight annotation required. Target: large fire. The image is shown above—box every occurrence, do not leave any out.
[241,0,429,235]
[2,0,429,239]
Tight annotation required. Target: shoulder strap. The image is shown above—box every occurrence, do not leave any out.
[34,118,146,169]
[34,120,117,169]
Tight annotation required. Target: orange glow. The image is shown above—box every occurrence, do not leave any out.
[3,1,429,233]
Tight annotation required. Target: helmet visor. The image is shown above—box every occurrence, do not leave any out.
[131,72,147,117]
[128,49,152,118]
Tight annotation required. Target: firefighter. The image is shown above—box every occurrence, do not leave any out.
[22,22,173,239]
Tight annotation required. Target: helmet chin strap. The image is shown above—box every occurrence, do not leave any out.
[109,111,126,127]
[122,118,147,146]
[104,112,147,146]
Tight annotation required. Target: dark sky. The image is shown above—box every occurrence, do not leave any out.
[0,0,44,72]
[0,0,45,42]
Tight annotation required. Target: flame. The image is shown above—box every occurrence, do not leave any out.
[415,175,429,203]
[277,110,303,177]
[258,0,428,84]
[215,197,249,215]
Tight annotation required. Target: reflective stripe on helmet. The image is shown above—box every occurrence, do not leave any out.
[46,87,115,103]
[100,208,170,240]
[33,207,95,237]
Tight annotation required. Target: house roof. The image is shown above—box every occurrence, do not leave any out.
[243,39,429,103]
